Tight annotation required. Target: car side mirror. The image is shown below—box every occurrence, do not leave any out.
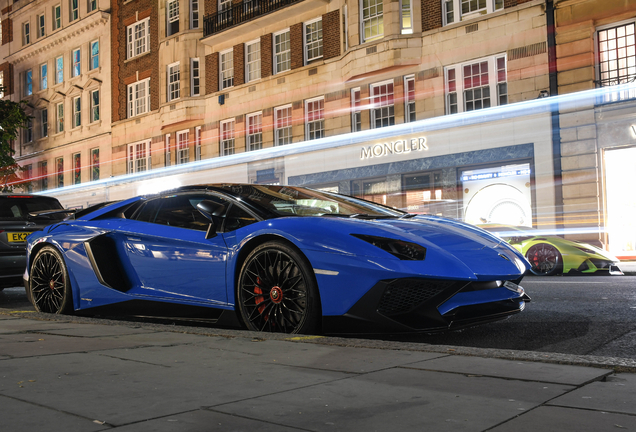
[196,200,227,239]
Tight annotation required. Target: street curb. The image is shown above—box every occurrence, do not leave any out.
[4,311,636,373]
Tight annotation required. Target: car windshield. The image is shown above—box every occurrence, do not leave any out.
[0,197,65,221]
[221,185,406,218]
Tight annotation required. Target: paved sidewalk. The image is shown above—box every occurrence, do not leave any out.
[1,312,635,431]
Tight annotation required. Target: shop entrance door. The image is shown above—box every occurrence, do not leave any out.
[605,147,636,259]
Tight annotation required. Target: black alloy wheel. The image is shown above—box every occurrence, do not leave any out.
[526,243,563,276]
[29,246,74,314]
[237,241,320,334]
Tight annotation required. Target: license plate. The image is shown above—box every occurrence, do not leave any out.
[7,232,32,243]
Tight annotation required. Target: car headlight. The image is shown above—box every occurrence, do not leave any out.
[351,234,427,260]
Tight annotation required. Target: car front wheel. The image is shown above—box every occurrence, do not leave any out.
[237,241,320,334]
[29,246,74,314]
[526,243,563,276]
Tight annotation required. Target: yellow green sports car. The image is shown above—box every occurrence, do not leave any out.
[477,224,623,276]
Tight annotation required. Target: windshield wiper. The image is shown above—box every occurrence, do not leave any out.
[399,213,417,219]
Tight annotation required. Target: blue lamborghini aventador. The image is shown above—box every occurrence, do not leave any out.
[24,184,531,334]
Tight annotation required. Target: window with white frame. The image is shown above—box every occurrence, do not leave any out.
[246,112,263,151]
[38,14,46,38]
[218,0,231,21]
[127,18,150,59]
[41,108,48,137]
[400,0,413,34]
[404,75,415,122]
[304,19,323,63]
[597,21,636,102]
[195,127,201,160]
[73,153,81,184]
[191,58,200,96]
[128,141,151,173]
[274,105,292,145]
[220,119,235,156]
[91,89,100,122]
[23,119,33,144]
[23,22,30,46]
[190,0,199,29]
[127,79,151,118]
[89,0,98,12]
[90,41,99,70]
[274,30,291,74]
[360,0,383,42]
[72,48,81,77]
[53,5,61,30]
[370,80,394,128]
[73,96,81,128]
[351,87,361,132]
[41,63,48,90]
[167,0,180,36]
[443,0,503,26]
[70,0,79,21]
[165,133,171,166]
[305,97,324,140]
[245,40,261,82]
[24,69,33,96]
[445,55,507,114]
[40,161,48,191]
[177,130,189,164]
[56,157,64,188]
[220,49,234,89]
[56,102,64,133]
[56,56,64,84]
[168,62,180,101]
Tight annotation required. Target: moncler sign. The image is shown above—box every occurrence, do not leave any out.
[360,137,428,160]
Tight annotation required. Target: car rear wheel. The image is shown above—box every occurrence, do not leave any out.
[526,243,562,276]
[29,246,73,314]
[237,241,320,334]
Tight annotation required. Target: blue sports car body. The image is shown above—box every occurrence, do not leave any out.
[24,184,531,334]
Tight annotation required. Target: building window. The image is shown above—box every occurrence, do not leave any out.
[23,119,33,144]
[39,161,48,191]
[53,5,62,30]
[274,30,291,74]
[73,97,81,128]
[89,0,98,12]
[400,0,413,34]
[127,18,150,59]
[444,0,503,26]
[23,22,31,45]
[70,0,79,21]
[370,80,394,128]
[165,133,171,166]
[56,103,64,133]
[191,58,200,96]
[245,40,261,82]
[38,14,46,38]
[56,157,64,188]
[91,148,99,181]
[445,55,507,114]
[177,130,189,164]
[90,41,99,70]
[274,105,292,146]
[167,0,180,36]
[305,97,324,140]
[597,22,636,102]
[404,75,415,122]
[195,127,201,160]
[72,48,81,77]
[0,72,3,98]
[41,63,48,90]
[351,87,362,132]
[190,0,199,29]
[73,153,81,184]
[56,56,64,84]
[91,90,100,122]
[25,70,33,96]
[220,119,235,156]
[246,112,263,151]
[128,141,151,173]
[24,165,33,192]
[41,109,48,138]
[220,49,234,89]
[304,19,323,63]
[361,0,383,42]
[168,62,180,101]
[128,79,151,118]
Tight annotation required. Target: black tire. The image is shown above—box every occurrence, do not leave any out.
[237,241,321,334]
[526,243,563,276]
[29,246,74,314]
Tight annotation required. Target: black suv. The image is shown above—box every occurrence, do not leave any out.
[0,194,66,290]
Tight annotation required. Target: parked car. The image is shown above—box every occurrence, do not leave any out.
[477,224,623,276]
[24,184,531,334]
[0,194,66,290]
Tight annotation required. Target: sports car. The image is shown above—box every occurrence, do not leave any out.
[478,224,623,276]
[24,184,531,334]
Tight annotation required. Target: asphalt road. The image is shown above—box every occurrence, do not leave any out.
[2,275,635,359]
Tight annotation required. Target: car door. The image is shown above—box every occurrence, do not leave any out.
[117,193,229,305]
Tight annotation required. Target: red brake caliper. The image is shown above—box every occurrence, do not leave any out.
[254,277,267,317]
